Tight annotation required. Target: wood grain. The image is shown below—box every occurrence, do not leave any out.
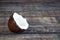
[0,2,60,40]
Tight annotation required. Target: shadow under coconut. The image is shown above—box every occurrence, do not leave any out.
[14,27,60,34]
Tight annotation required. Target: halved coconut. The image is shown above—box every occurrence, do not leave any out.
[8,12,29,33]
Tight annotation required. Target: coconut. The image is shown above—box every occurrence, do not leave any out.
[8,12,29,33]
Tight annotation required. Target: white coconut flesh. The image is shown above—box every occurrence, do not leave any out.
[13,12,29,29]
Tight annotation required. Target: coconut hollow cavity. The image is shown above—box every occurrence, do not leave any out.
[13,12,29,30]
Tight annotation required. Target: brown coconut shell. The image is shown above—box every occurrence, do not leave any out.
[8,14,25,33]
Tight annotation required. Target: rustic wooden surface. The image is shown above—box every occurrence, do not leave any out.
[0,1,60,40]
[0,0,59,3]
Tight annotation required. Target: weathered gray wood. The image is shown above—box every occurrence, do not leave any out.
[0,26,60,34]
[0,34,58,40]
[0,0,58,3]
[0,11,60,17]
[0,2,60,40]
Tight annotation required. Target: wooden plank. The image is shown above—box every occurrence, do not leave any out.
[0,33,58,40]
[0,2,60,17]
[0,11,12,17]
[0,18,5,26]
[0,0,57,3]
[0,11,60,17]
[0,2,60,7]
[0,27,60,34]
[0,7,60,12]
